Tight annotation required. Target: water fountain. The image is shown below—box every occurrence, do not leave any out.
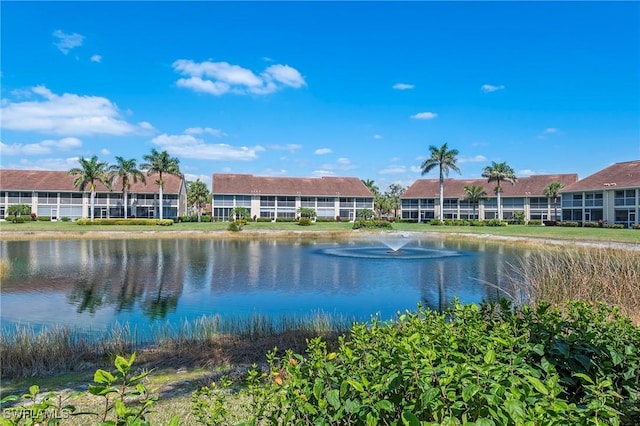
[320,232,462,260]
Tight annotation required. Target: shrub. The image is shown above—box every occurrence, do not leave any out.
[256,217,272,222]
[76,218,173,226]
[507,211,526,225]
[429,219,444,226]
[202,214,212,223]
[298,218,313,226]
[527,220,542,226]
[36,215,51,221]
[352,219,393,230]
[30,212,37,221]
[60,216,71,222]
[275,217,297,223]
[315,217,336,223]
[6,216,26,223]
[584,221,601,228]
[558,221,580,227]
[483,218,507,226]
[196,301,640,425]
[633,224,640,230]
[227,221,242,232]
[605,223,625,229]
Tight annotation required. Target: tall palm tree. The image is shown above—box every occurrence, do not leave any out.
[108,156,146,219]
[420,143,460,219]
[187,179,210,222]
[463,184,487,220]
[68,155,111,221]
[361,179,380,196]
[543,182,565,221]
[481,161,517,220]
[141,149,181,220]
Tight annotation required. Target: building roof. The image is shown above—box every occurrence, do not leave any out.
[0,169,184,193]
[212,174,374,197]
[402,174,579,198]
[561,160,640,192]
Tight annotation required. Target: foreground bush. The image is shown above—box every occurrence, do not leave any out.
[76,218,174,226]
[196,301,640,425]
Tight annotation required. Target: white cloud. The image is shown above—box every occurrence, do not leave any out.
[90,54,102,63]
[537,127,561,139]
[269,144,302,152]
[184,173,212,189]
[53,30,84,54]
[152,133,263,161]
[100,148,111,156]
[185,127,226,137]
[0,86,149,136]
[336,157,356,169]
[173,59,306,96]
[481,84,505,93]
[518,169,535,177]
[260,168,288,176]
[314,148,333,155]
[312,169,336,177]
[2,156,81,171]
[392,83,415,90]
[373,134,383,140]
[379,165,408,174]
[458,155,488,163]
[0,137,82,156]
[409,165,422,173]
[410,111,438,120]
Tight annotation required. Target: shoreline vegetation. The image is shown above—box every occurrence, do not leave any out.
[1,222,639,424]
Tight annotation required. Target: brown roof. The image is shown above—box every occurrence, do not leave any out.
[561,160,640,192]
[212,174,374,197]
[402,174,579,198]
[0,169,184,194]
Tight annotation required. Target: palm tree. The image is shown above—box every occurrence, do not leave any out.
[384,183,405,219]
[108,156,146,219]
[141,149,182,220]
[361,179,380,196]
[543,182,565,221]
[420,143,461,219]
[187,179,210,222]
[68,155,111,221]
[463,184,487,220]
[481,161,517,220]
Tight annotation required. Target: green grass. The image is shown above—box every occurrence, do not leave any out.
[2,220,639,244]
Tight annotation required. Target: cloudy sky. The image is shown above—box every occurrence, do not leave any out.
[1,1,638,190]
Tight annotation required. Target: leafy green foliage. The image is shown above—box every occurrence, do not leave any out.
[298,218,313,226]
[352,219,392,230]
[76,219,174,226]
[6,204,31,217]
[197,301,640,425]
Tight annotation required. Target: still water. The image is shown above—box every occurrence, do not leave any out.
[0,237,522,333]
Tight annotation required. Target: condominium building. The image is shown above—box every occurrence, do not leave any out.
[561,160,640,228]
[211,174,375,221]
[0,169,187,220]
[401,174,579,222]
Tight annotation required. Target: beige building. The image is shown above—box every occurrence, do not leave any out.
[561,160,640,228]
[401,174,579,222]
[0,169,187,220]
[211,174,375,221]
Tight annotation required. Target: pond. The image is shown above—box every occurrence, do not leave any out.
[0,235,524,334]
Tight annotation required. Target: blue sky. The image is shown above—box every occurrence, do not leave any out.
[1,1,639,191]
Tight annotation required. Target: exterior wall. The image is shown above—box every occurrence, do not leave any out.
[0,189,184,220]
[401,196,556,222]
[561,187,639,227]
[211,194,374,221]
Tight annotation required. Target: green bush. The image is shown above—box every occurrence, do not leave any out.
[6,216,26,223]
[227,221,242,232]
[275,217,297,223]
[527,220,542,226]
[60,216,71,222]
[352,219,393,230]
[298,218,313,226]
[558,221,580,227]
[605,223,625,229]
[256,217,272,222]
[202,214,212,223]
[76,218,173,226]
[315,217,336,223]
[483,219,508,226]
[36,215,51,221]
[584,221,601,228]
[196,301,640,425]
[429,219,444,226]
[633,224,640,230]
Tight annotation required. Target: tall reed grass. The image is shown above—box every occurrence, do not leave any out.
[507,246,640,324]
[0,258,9,280]
[0,312,354,378]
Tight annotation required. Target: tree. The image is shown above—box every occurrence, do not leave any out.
[7,204,31,217]
[356,208,376,220]
[361,179,380,196]
[543,182,565,221]
[187,179,211,222]
[108,156,146,219]
[231,207,250,222]
[385,183,405,219]
[68,155,111,221]
[297,207,317,219]
[481,161,517,220]
[463,185,487,220]
[141,149,182,220]
[420,143,461,219]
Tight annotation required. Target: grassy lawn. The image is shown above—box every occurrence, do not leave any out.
[1,220,639,244]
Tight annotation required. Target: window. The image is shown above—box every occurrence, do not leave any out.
[562,194,582,207]
[615,190,636,206]
[301,197,315,207]
[277,196,295,207]
[402,199,418,209]
[214,195,234,207]
[236,195,252,207]
[585,192,603,207]
[339,197,354,207]
[420,199,435,208]
[530,197,548,209]
[260,196,275,207]
[317,197,334,207]
[502,198,524,209]
[355,198,371,208]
